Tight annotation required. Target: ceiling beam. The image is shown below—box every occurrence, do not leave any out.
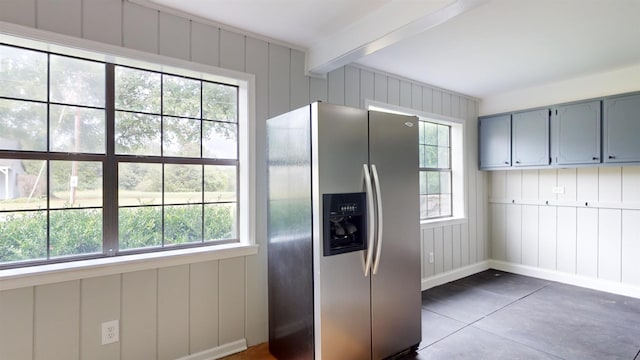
[305,0,488,77]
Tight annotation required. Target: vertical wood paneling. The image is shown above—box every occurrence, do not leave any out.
[81,275,121,360]
[423,228,435,278]
[328,67,345,105]
[267,44,290,117]
[411,84,422,111]
[310,77,328,102]
[219,29,245,72]
[219,257,246,344]
[0,287,33,360]
[521,205,539,267]
[599,167,622,203]
[158,265,190,360]
[359,69,374,109]
[556,207,577,274]
[123,2,158,54]
[491,203,506,261]
[433,227,444,274]
[344,66,360,108]
[443,226,453,272]
[452,225,461,268]
[158,13,190,60]
[490,171,506,199]
[506,204,522,263]
[374,73,387,103]
[190,260,220,353]
[538,169,557,201]
[521,170,539,201]
[441,92,452,116]
[82,0,122,46]
[122,270,157,360]
[577,167,599,202]
[400,81,411,108]
[36,0,81,37]
[387,77,400,105]
[290,49,310,109]
[622,210,640,286]
[432,90,442,114]
[0,0,35,27]
[460,223,470,266]
[190,22,220,66]
[538,206,557,270]
[577,208,599,278]
[557,168,577,202]
[622,166,640,204]
[451,95,460,119]
[505,171,522,200]
[476,170,486,261]
[598,209,622,282]
[422,88,433,113]
[35,281,80,360]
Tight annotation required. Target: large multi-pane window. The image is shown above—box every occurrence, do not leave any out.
[419,120,452,219]
[0,43,239,268]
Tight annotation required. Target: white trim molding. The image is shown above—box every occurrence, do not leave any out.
[176,339,248,360]
[421,260,491,291]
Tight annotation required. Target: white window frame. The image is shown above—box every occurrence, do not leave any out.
[366,100,466,228]
[0,22,256,290]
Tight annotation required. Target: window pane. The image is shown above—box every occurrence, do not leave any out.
[204,165,237,202]
[164,164,202,205]
[440,194,452,217]
[0,211,47,263]
[0,159,47,211]
[425,145,438,168]
[203,83,237,122]
[419,145,425,168]
[440,172,451,194]
[0,99,47,151]
[419,195,428,220]
[163,116,200,157]
[115,111,161,156]
[119,206,162,250]
[438,124,450,146]
[50,55,105,107]
[205,203,236,241]
[118,163,162,206]
[0,45,47,101]
[203,121,237,159]
[427,171,440,194]
[115,66,160,113]
[438,147,450,168]
[162,74,200,118]
[419,171,427,195]
[419,121,425,145]
[426,195,440,218]
[425,122,438,145]
[50,161,103,209]
[164,205,202,245]
[50,105,105,154]
[49,208,102,257]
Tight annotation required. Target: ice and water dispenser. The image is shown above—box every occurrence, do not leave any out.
[322,192,367,256]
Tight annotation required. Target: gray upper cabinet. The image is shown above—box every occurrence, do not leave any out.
[512,109,550,167]
[604,93,640,163]
[479,114,511,169]
[553,101,601,165]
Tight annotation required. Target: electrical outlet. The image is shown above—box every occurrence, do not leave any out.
[552,186,565,194]
[429,252,434,264]
[101,320,119,345]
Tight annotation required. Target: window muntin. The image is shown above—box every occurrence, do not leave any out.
[0,43,240,268]
[420,121,452,220]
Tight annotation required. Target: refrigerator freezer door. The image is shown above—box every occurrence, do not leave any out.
[368,111,422,359]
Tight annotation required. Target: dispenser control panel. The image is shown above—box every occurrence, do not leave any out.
[322,192,367,256]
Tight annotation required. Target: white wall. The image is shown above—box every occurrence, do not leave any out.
[0,1,485,359]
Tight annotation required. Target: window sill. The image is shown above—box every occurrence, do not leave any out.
[0,242,258,291]
[421,216,467,229]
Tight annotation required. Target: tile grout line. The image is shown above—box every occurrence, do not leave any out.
[634,348,640,360]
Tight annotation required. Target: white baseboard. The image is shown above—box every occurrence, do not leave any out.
[176,339,247,360]
[490,260,640,299]
[421,260,491,291]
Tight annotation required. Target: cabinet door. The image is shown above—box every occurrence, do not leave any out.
[604,94,640,163]
[479,114,511,169]
[512,109,549,167]
[554,101,601,165]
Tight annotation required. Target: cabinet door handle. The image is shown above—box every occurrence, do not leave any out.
[592,156,599,161]
[515,160,520,164]
[504,161,510,165]
[608,155,616,159]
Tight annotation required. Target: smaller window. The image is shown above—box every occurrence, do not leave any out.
[420,121,452,220]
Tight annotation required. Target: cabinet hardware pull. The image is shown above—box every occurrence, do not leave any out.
[608,155,616,159]
[515,160,520,164]
[592,157,599,161]
[504,161,509,165]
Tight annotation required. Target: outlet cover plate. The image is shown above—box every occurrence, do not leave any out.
[552,186,565,194]
[102,320,119,345]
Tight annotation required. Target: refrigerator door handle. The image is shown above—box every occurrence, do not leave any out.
[371,164,383,275]
[363,164,375,277]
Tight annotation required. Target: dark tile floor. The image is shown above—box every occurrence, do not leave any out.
[404,269,640,360]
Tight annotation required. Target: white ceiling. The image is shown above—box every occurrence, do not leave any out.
[144,0,640,99]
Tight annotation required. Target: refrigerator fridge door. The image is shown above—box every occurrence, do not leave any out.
[368,111,422,359]
[313,103,372,360]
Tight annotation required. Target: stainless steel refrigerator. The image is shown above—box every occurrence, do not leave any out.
[267,102,421,359]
